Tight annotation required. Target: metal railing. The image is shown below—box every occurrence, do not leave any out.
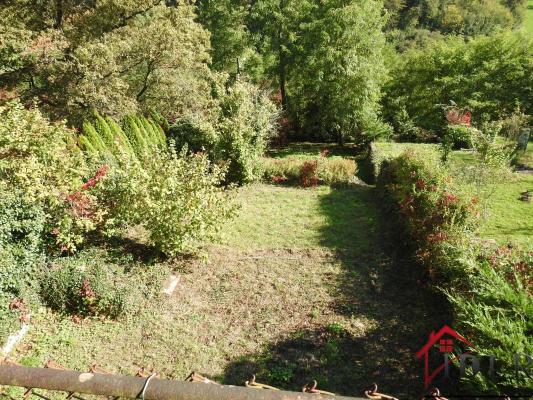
[0,364,375,400]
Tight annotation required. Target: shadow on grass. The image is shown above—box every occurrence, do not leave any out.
[219,184,455,397]
[91,234,163,265]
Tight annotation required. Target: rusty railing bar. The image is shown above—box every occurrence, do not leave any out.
[0,366,365,400]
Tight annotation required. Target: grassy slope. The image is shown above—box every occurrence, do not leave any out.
[449,151,533,248]
[10,180,452,397]
[479,174,533,247]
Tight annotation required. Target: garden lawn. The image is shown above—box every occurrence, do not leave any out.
[478,173,533,248]
[8,182,451,398]
[449,150,533,248]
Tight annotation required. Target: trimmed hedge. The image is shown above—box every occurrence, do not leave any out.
[370,142,438,178]
[376,146,532,393]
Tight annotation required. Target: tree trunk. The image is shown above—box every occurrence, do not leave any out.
[54,0,63,29]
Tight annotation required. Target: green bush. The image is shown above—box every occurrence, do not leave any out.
[168,119,217,155]
[0,189,46,295]
[316,157,358,185]
[440,125,479,160]
[447,249,533,393]
[75,111,237,257]
[40,259,129,319]
[262,156,357,186]
[95,150,236,257]
[170,80,278,185]
[370,142,439,178]
[499,108,531,141]
[0,101,97,254]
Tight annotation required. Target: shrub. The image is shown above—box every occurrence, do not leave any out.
[377,148,479,282]
[170,80,278,185]
[168,118,217,155]
[316,157,358,185]
[262,156,357,186]
[95,150,236,256]
[75,111,237,256]
[440,125,479,160]
[370,142,439,178]
[40,259,129,319]
[0,101,98,253]
[299,160,319,187]
[447,249,533,393]
[499,108,531,141]
[0,189,46,295]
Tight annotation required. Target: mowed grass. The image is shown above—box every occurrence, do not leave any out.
[11,184,381,388]
[221,184,378,253]
[449,150,533,248]
[9,182,452,397]
[479,173,533,248]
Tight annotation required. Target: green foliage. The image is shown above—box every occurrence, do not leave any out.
[447,249,532,392]
[202,0,389,144]
[499,107,531,140]
[196,0,253,74]
[40,258,129,319]
[290,0,389,143]
[262,156,357,186]
[0,101,97,253]
[0,189,45,295]
[377,148,479,282]
[216,80,278,184]
[95,150,236,257]
[170,80,278,185]
[79,113,166,165]
[385,0,521,36]
[0,1,217,124]
[383,32,533,138]
[440,125,478,160]
[370,142,439,178]
[168,119,217,154]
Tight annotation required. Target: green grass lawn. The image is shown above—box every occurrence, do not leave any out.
[449,150,533,248]
[479,173,533,248]
[7,181,452,397]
